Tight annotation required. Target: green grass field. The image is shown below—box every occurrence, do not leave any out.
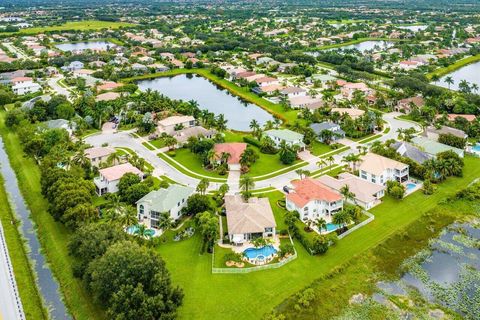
[5,20,134,35]
[157,156,480,320]
[0,176,48,320]
[0,111,106,320]
[427,53,480,79]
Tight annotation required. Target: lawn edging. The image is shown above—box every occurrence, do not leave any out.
[157,152,227,182]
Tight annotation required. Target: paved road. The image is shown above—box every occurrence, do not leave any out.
[85,112,421,193]
[47,75,73,102]
[0,221,25,320]
[3,43,28,60]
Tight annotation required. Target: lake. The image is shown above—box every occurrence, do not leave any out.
[308,40,394,56]
[436,61,480,91]
[398,25,427,32]
[0,137,70,319]
[55,40,116,52]
[137,74,275,131]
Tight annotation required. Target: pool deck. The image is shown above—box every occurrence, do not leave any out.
[218,236,280,254]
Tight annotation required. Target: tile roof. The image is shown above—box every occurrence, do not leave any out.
[358,153,408,176]
[264,129,304,142]
[213,143,247,164]
[158,115,195,127]
[287,178,342,208]
[99,163,143,181]
[84,147,115,160]
[225,195,276,235]
[317,173,385,204]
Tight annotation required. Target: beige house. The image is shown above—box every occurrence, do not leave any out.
[84,147,116,167]
[358,153,409,186]
[331,108,365,119]
[157,115,195,135]
[317,173,386,210]
[225,195,276,245]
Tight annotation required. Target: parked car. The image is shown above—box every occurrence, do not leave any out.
[283,185,290,193]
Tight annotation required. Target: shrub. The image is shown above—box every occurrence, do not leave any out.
[224,252,243,263]
[243,136,262,148]
[279,242,295,258]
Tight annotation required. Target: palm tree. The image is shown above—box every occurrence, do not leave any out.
[240,175,255,194]
[326,155,335,168]
[445,76,454,89]
[196,178,209,195]
[471,83,479,93]
[340,185,356,204]
[315,217,327,233]
[134,224,152,239]
[431,74,440,84]
[72,150,90,168]
[107,152,121,166]
[157,212,174,230]
[119,206,138,227]
[332,211,350,229]
[317,159,327,169]
[218,183,229,197]
[220,152,231,165]
[342,154,360,171]
[249,119,260,134]
[206,149,217,168]
[296,169,306,179]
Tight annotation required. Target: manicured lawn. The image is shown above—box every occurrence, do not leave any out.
[123,69,300,125]
[308,141,333,156]
[0,176,48,320]
[157,156,480,320]
[0,112,106,320]
[6,20,134,35]
[248,146,300,177]
[164,148,226,179]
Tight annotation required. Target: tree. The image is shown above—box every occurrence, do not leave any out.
[312,234,329,254]
[315,217,327,233]
[240,175,255,198]
[184,194,212,216]
[326,155,335,168]
[340,185,356,204]
[332,210,351,229]
[280,148,296,165]
[118,173,141,199]
[196,178,210,195]
[445,76,454,89]
[123,183,150,205]
[196,211,219,253]
[157,211,174,230]
[86,241,183,316]
[107,152,121,166]
[218,184,229,197]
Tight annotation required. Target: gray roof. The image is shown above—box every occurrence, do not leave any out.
[391,141,432,164]
[425,125,467,139]
[310,122,342,134]
[136,185,194,212]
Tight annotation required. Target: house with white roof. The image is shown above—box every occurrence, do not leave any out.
[286,178,343,222]
[136,185,195,227]
[94,163,143,195]
[225,195,276,244]
[317,173,385,210]
[358,153,409,186]
[157,115,195,135]
[264,129,305,150]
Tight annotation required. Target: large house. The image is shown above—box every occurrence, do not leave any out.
[94,163,143,195]
[317,173,385,210]
[225,195,276,245]
[286,178,343,222]
[310,122,345,142]
[213,143,247,170]
[264,129,305,150]
[157,115,195,135]
[136,185,194,227]
[390,141,432,164]
[411,136,464,158]
[358,153,409,186]
[84,147,116,167]
[395,96,425,113]
[12,77,41,95]
[172,126,217,147]
[424,125,468,141]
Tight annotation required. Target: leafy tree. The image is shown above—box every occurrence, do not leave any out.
[183,194,212,216]
[123,182,150,205]
[118,173,141,199]
[196,178,210,195]
[312,235,329,254]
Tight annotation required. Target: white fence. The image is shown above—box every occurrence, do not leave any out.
[337,211,375,240]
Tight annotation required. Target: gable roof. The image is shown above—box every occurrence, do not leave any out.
[225,195,276,234]
[411,136,464,157]
[425,125,467,139]
[287,178,342,208]
[158,115,195,127]
[99,163,143,181]
[390,141,432,164]
[310,122,342,134]
[136,185,194,212]
[84,147,115,159]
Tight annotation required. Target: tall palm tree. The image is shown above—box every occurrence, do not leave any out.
[157,212,174,230]
[317,159,327,169]
[134,224,152,239]
[240,175,255,194]
[340,185,356,204]
[326,155,335,168]
[196,178,209,195]
[107,152,121,166]
[445,76,454,89]
[206,149,217,168]
[119,206,138,227]
[315,217,327,233]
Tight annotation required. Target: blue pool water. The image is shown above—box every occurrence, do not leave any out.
[127,225,155,237]
[472,144,480,152]
[406,183,416,191]
[244,245,277,259]
[325,223,342,232]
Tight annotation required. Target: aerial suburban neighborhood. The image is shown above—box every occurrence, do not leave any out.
[0,0,479,320]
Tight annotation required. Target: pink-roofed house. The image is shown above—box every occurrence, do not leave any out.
[213,143,247,170]
[94,163,144,195]
[340,82,372,99]
[97,81,123,92]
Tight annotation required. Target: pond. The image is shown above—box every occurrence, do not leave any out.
[308,40,394,55]
[436,61,480,91]
[398,25,427,32]
[0,137,70,319]
[137,74,275,131]
[55,40,117,52]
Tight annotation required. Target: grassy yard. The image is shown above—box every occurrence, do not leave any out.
[247,145,301,177]
[308,141,333,156]
[123,68,300,125]
[0,176,48,320]
[0,111,106,320]
[4,20,134,35]
[163,148,226,179]
[157,156,480,320]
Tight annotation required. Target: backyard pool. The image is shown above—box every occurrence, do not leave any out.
[325,223,342,232]
[406,183,416,191]
[126,225,155,237]
[244,245,277,260]
[472,143,480,152]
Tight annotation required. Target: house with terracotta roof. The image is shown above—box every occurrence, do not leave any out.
[331,108,365,119]
[225,195,276,244]
[213,143,247,170]
[317,173,385,210]
[395,96,425,113]
[84,147,116,167]
[286,178,343,222]
[255,76,279,87]
[358,153,409,186]
[94,163,144,195]
[97,81,123,92]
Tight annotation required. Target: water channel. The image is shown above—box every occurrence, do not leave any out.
[0,137,70,319]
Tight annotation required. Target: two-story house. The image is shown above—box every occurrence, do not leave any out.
[358,153,409,186]
[136,185,194,228]
[264,129,305,150]
[84,147,116,167]
[310,122,345,143]
[157,115,195,135]
[94,163,143,195]
[286,178,343,222]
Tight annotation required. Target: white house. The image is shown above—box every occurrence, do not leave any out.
[94,163,143,195]
[12,81,41,95]
[225,195,276,244]
[136,185,194,228]
[157,115,195,135]
[358,153,409,186]
[317,173,386,210]
[84,147,116,167]
[286,178,343,222]
[280,87,307,98]
[264,129,305,150]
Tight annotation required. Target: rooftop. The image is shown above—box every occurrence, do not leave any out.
[287,178,342,208]
[358,153,408,175]
[136,185,194,212]
[225,195,276,235]
[99,163,143,182]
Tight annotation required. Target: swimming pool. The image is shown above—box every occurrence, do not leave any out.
[472,144,480,152]
[325,223,342,232]
[126,225,155,237]
[243,245,277,260]
[406,183,416,191]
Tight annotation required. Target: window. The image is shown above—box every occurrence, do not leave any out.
[177,202,180,207]
[182,198,185,203]
[265,227,273,232]
[151,211,160,219]
[139,205,144,215]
